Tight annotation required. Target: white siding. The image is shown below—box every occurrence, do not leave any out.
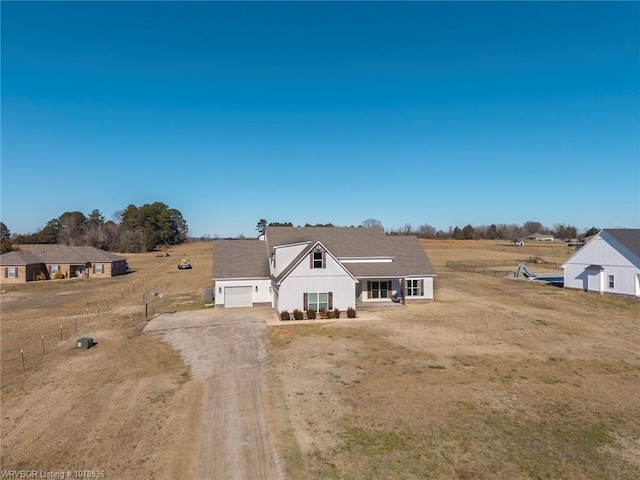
[563,233,640,296]
[272,243,309,277]
[214,279,271,307]
[277,252,356,312]
[420,277,434,299]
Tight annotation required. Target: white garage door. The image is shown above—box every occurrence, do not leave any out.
[224,286,253,308]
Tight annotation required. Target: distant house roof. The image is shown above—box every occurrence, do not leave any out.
[0,250,44,266]
[604,229,640,259]
[17,245,126,264]
[524,233,554,239]
[213,239,270,279]
[266,226,436,277]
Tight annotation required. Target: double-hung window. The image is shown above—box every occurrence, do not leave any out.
[305,292,332,311]
[94,264,104,274]
[371,281,389,299]
[405,279,421,296]
[309,293,328,311]
[7,267,17,279]
[312,249,325,269]
[51,264,59,275]
[608,275,615,289]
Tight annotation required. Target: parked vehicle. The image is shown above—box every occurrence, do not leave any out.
[178,259,192,270]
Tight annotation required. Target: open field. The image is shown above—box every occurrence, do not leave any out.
[2,239,639,479]
[1,243,214,478]
[265,240,640,479]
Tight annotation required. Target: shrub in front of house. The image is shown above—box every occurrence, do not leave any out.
[333,308,341,319]
[306,309,316,320]
[36,271,48,281]
[319,309,329,319]
[53,271,65,280]
[280,310,290,321]
[347,307,356,318]
[293,309,304,320]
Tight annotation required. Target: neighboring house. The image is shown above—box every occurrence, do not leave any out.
[1,245,128,283]
[213,226,436,312]
[524,233,555,241]
[0,251,49,283]
[562,229,640,297]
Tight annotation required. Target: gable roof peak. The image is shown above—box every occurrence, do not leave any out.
[602,228,640,259]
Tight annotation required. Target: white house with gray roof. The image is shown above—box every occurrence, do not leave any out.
[562,229,640,297]
[213,226,436,312]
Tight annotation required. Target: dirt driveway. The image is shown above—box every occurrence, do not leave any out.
[144,307,283,480]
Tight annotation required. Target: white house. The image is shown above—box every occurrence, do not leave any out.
[212,226,436,312]
[562,229,640,297]
[524,233,555,241]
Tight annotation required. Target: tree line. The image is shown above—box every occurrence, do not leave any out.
[253,218,598,242]
[1,202,188,254]
[384,220,598,241]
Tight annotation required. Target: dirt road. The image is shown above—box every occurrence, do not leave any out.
[146,308,282,480]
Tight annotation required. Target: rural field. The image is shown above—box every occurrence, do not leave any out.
[1,240,639,479]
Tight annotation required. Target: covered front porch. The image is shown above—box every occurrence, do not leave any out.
[356,299,406,311]
[356,277,404,306]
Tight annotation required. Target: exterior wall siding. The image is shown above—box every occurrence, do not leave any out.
[564,264,639,296]
[414,277,434,300]
[2,266,24,283]
[2,264,50,283]
[277,253,356,312]
[2,254,127,282]
[272,244,308,277]
[214,279,271,307]
[563,234,640,297]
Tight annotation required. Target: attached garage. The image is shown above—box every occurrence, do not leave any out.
[213,240,272,309]
[224,286,253,308]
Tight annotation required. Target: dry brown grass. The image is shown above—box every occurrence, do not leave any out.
[265,240,640,479]
[3,239,639,479]
[1,242,213,478]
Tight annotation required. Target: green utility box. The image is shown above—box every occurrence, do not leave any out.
[76,337,94,349]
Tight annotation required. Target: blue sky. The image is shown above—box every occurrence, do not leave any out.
[2,1,638,238]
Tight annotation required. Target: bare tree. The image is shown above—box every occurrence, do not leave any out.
[417,223,436,238]
[360,218,382,228]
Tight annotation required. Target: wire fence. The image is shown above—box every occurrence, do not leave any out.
[445,258,563,278]
[1,258,174,389]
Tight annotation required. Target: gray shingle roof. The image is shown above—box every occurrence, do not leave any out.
[20,245,126,264]
[604,229,640,259]
[345,235,436,277]
[0,250,44,266]
[266,227,436,278]
[266,226,387,257]
[68,246,127,262]
[213,239,270,279]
